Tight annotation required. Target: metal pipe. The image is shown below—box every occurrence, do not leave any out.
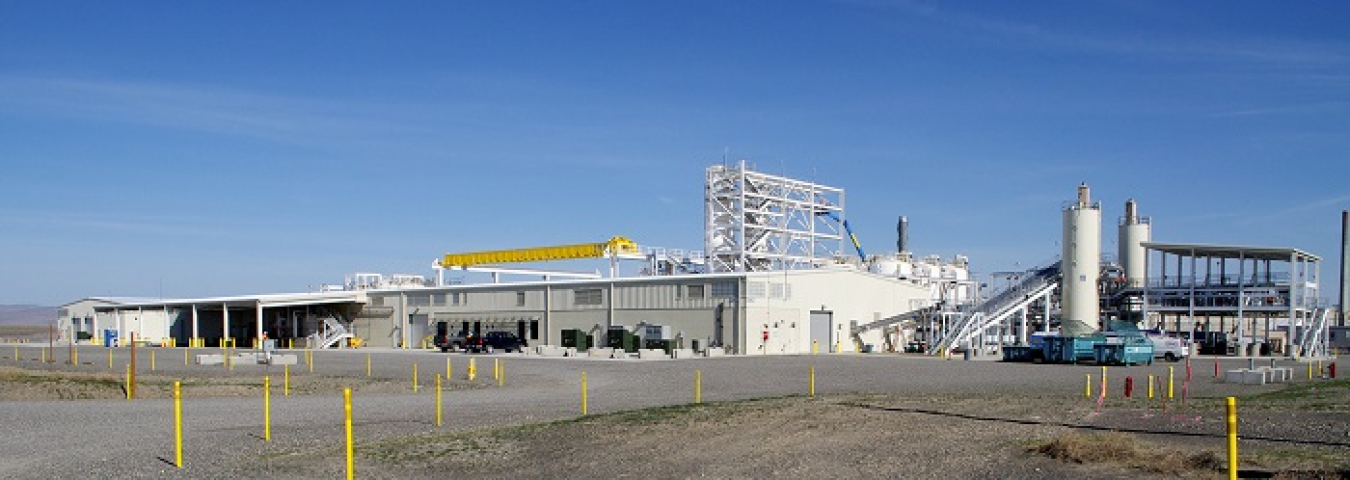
[897,216,908,253]
[1341,210,1348,327]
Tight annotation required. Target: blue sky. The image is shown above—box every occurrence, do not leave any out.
[2,1,1348,306]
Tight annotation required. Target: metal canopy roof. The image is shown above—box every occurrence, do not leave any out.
[1142,242,1320,262]
[92,291,362,311]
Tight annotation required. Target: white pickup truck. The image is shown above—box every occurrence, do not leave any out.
[1145,333,1190,362]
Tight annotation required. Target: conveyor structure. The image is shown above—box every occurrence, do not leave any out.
[438,236,642,268]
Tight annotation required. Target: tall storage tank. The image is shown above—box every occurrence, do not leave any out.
[1061,183,1101,336]
[1118,199,1150,289]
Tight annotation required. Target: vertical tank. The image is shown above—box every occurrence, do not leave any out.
[1061,183,1101,336]
[897,216,909,253]
[1118,199,1151,289]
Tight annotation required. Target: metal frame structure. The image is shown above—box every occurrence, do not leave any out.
[705,160,845,273]
[1140,242,1326,357]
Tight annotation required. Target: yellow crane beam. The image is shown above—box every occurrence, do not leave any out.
[439,236,640,268]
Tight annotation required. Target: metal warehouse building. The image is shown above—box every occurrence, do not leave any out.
[60,268,930,355]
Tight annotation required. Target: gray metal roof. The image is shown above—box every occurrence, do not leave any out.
[1141,242,1320,262]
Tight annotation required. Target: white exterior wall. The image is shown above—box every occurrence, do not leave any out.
[742,269,930,354]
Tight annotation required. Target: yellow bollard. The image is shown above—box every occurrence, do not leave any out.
[468,358,476,381]
[435,374,443,427]
[125,364,132,400]
[1168,366,1175,399]
[809,365,816,397]
[185,347,189,366]
[1147,374,1154,398]
[1085,374,1091,398]
[695,370,702,404]
[263,377,271,442]
[1226,397,1238,480]
[307,350,313,373]
[445,357,451,382]
[581,371,588,415]
[413,362,419,393]
[151,350,156,371]
[41,347,46,363]
[834,341,840,354]
[1101,366,1107,398]
[497,362,505,387]
[813,340,818,355]
[284,365,290,396]
[109,349,113,369]
[72,347,77,366]
[1317,359,1323,378]
[173,381,183,468]
[494,358,500,381]
[366,353,371,377]
[343,388,354,480]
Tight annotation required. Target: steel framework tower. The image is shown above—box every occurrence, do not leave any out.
[705,160,845,272]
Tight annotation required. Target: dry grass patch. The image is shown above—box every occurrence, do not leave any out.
[1033,431,1223,475]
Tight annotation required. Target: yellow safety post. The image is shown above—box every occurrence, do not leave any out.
[1168,366,1175,399]
[151,350,156,371]
[184,347,189,366]
[1085,374,1091,398]
[263,376,271,442]
[72,347,77,366]
[809,365,816,398]
[173,381,183,468]
[695,370,702,404]
[494,358,500,381]
[366,353,371,377]
[498,362,505,388]
[307,350,313,373]
[1317,359,1323,378]
[284,365,290,396]
[413,362,419,393]
[435,374,443,427]
[41,347,46,364]
[1147,374,1155,398]
[1226,397,1238,480]
[446,357,451,381]
[108,349,113,369]
[125,364,132,400]
[1308,361,1314,380]
[343,388,354,480]
[834,341,840,354]
[1101,366,1107,398]
[581,371,588,415]
[468,358,477,381]
[813,340,818,355]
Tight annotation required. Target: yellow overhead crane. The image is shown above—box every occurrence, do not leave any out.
[438,236,641,268]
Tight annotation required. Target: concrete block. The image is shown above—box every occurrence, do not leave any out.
[704,347,725,357]
[1241,370,1267,385]
[196,354,224,365]
[265,354,298,365]
[609,350,630,359]
[588,348,614,358]
[535,345,566,357]
[671,348,696,359]
[637,349,668,360]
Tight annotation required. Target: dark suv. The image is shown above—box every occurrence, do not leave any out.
[481,331,526,353]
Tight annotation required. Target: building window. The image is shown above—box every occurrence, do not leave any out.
[450,292,468,306]
[686,284,705,299]
[407,294,431,307]
[516,291,526,307]
[432,294,446,306]
[58,308,69,318]
[769,283,791,300]
[371,296,385,307]
[711,282,737,298]
[748,282,767,299]
[574,289,603,306]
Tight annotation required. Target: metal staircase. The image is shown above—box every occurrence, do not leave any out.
[929,260,1061,355]
[311,315,353,349]
[1299,308,1330,358]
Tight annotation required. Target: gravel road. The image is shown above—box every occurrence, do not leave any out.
[0,345,1341,478]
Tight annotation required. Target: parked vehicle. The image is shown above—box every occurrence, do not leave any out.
[481,331,527,353]
[1144,332,1190,362]
[436,330,526,353]
[436,330,474,352]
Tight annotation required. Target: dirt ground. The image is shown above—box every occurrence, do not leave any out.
[249,392,1350,479]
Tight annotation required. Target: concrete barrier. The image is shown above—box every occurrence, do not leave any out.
[195,354,224,365]
[1240,370,1267,385]
[705,347,725,357]
[588,348,614,358]
[671,348,696,359]
[535,345,567,357]
[637,349,667,360]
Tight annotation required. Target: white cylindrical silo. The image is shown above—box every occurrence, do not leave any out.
[1061,183,1101,336]
[1118,199,1151,289]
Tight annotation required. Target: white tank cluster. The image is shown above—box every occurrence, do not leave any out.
[1060,183,1102,336]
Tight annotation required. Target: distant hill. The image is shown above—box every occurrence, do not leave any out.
[0,305,57,326]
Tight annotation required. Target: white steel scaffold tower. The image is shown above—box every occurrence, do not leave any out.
[704,160,846,272]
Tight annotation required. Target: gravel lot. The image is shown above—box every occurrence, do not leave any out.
[0,345,1344,478]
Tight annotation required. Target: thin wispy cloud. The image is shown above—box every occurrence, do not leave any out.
[1210,101,1350,118]
[0,75,429,150]
[849,0,1350,70]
